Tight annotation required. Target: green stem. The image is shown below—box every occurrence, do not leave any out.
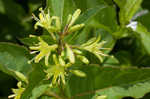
[44,91,63,99]
[57,24,70,54]
[58,36,64,55]
[58,83,68,99]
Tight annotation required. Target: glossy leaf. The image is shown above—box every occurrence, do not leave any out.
[93,79,150,99]
[114,0,143,26]
[68,65,150,99]
[47,0,77,26]
[47,0,64,23]
[75,4,107,24]
[135,22,150,54]
[0,43,32,81]
[21,64,46,99]
[30,84,50,99]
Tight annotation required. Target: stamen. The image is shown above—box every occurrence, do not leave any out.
[32,13,40,21]
[30,51,39,54]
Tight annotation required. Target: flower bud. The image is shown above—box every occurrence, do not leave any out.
[68,24,84,33]
[73,49,82,54]
[59,56,65,66]
[69,9,81,27]
[45,52,51,66]
[66,44,75,64]
[15,71,28,84]
[71,70,86,77]
[77,55,89,64]
[81,37,97,47]
[66,14,72,25]
[53,54,58,65]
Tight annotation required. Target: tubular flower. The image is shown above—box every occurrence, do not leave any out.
[29,37,58,66]
[45,54,86,85]
[65,44,75,64]
[32,8,61,40]
[81,35,109,62]
[46,65,66,85]
[72,49,89,64]
[8,82,25,99]
[45,54,67,85]
[67,9,85,34]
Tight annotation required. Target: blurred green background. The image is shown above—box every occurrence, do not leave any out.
[0,0,150,99]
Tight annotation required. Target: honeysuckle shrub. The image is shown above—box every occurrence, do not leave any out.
[1,0,150,99]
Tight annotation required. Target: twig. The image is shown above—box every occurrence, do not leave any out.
[44,91,63,99]
[70,86,112,99]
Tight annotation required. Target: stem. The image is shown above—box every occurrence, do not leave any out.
[70,86,112,99]
[44,91,63,99]
[58,36,64,55]
[63,24,69,36]
[58,83,68,99]
[57,24,70,54]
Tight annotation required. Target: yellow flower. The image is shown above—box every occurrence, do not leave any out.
[45,54,66,85]
[8,82,25,99]
[29,37,58,66]
[81,35,109,62]
[65,44,75,64]
[32,8,61,40]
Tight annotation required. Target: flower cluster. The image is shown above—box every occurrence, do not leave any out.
[29,8,109,86]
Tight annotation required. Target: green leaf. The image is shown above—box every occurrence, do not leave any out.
[47,0,64,23]
[47,0,77,26]
[21,64,46,99]
[0,43,32,82]
[103,57,119,67]
[114,51,132,66]
[137,12,150,32]
[114,0,143,26]
[75,4,107,24]
[67,65,150,99]
[93,79,150,99]
[94,5,118,32]
[135,22,150,54]
[62,0,77,24]
[30,84,50,99]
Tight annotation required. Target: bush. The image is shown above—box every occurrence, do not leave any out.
[0,0,150,99]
